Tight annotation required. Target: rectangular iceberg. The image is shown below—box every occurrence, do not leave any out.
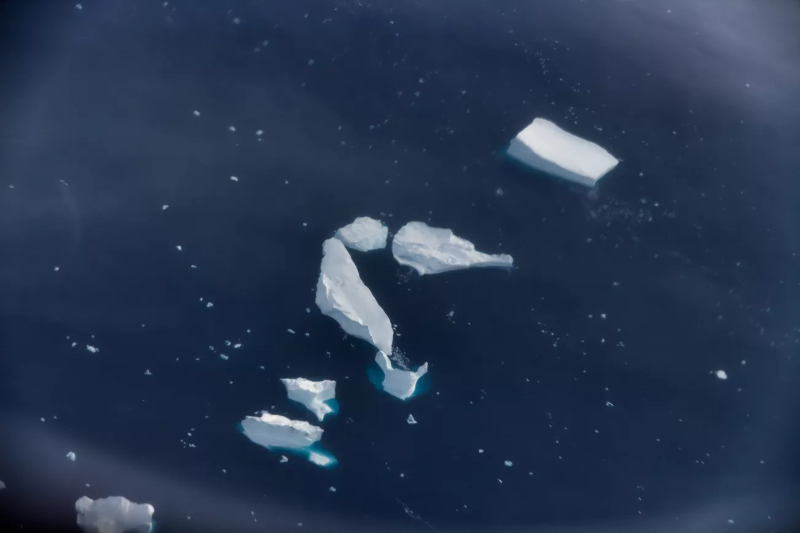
[507,118,619,187]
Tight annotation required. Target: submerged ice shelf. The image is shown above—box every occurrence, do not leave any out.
[334,216,388,252]
[315,238,393,353]
[392,221,513,275]
[281,378,337,421]
[507,118,619,187]
[374,351,428,400]
[75,496,154,533]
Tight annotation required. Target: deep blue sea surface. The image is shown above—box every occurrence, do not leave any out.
[1,0,799,532]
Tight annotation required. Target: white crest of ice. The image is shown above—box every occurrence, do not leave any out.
[375,351,428,400]
[240,411,323,450]
[715,370,728,380]
[67,451,76,461]
[308,452,334,467]
[334,217,388,252]
[281,378,336,421]
[392,222,513,275]
[75,496,154,533]
[315,238,393,353]
[507,118,619,187]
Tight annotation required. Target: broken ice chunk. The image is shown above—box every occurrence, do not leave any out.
[240,411,322,450]
[192,110,200,116]
[392,222,513,275]
[374,351,427,400]
[407,414,417,425]
[334,216,388,252]
[308,451,336,467]
[75,496,154,533]
[280,455,289,463]
[86,345,99,353]
[507,118,619,187]
[67,451,76,461]
[315,238,393,353]
[715,370,728,380]
[281,378,337,421]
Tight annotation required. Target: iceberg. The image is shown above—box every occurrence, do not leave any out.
[315,238,393,353]
[334,216,388,252]
[75,496,155,533]
[374,351,428,400]
[392,222,513,275]
[281,378,337,421]
[507,118,619,187]
[240,411,322,450]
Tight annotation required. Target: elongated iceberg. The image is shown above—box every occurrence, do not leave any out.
[281,378,337,421]
[392,222,513,275]
[335,216,388,252]
[375,351,428,400]
[75,496,154,533]
[240,411,323,450]
[315,238,393,353]
[507,118,619,187]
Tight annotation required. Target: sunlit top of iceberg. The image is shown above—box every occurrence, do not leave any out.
[281,378,337,421]
[315,238,393,353]
[308,451,337,467]
[375,350,428,400]
[335,216,388,252]
[75,495,154,533]
[240,411,323,450]
[507,118,619,187]
[392,221,513,275]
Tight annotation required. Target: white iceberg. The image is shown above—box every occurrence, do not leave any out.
[281,378,337,421]
[315,238,393,353]
[308,451,336,467]
[75,495,155,533]
[334,216,388,252]
[240,411,323,450]
[507,118,619,187]
[375,351,428,400]
[392,222,513,275]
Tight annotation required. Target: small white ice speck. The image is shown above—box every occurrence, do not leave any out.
[329,486,336,492]
[191,265,197,269]
[230,176,239,182]
[504,460,513,467]
[407,414,417,425]
[478,449,484,453]
[144,369,152,375]
[75,4,82,10]
[308,59,315,65]
[229,125,236,132]
[176,245,182,251]
[54,266,60,271]
[234,343,242,349]
[206,302,214,308]
[715,370,728,380]
[86,345,99,353]
[287,329,296,334]
[193,110,200,116]
[233,17,240,24]
[66,451,76,461]
[280,455,288,463]
[256,130,263,136]
[162,205,169,210]
[71,342,77,348]
[219,354,229,360]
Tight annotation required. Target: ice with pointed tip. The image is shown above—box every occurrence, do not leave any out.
[281,378,337,421]
[75,496,154,533]
[392,222,513,275]
[315,238,393,353]
[334,216,388,252]
[507,118,619,187]
[280,455,289,463]
[374,351,427,400]
[240,411,322,451]
[407,414,417,425]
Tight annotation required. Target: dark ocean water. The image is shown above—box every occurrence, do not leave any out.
[1,0,800,532]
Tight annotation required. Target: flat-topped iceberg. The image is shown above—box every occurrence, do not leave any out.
[315,238,393,353]
[335,216,388,252]
[392,222,513,275]
[240,411,323,450]
[281,378,337,421]
[507,118,619,187]
[374,351,428,400]
[75,496,155,533]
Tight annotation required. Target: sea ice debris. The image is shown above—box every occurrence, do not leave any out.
[715,370,728,380]
[67,451,76,461]
[374,351,427,400]
[315,238,393,353]
[240,411,323,450]
[407,414,417,425]
[334,216,388,252]
[281,378,337,421]
[392,222,513,275]
[507,118,619,187]
[86,345,99,353]
[308,452,335,467]
[75,495,155,533]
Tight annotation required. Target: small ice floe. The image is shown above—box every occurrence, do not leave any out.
[256,130,263,136]
[328,486,336,493]
[75,496,154,533]
[230,176,239,182]
[144,369,152,376]
[86,345,99,353]
[287,329,296,334]
[176,245,182,251]
[206,302,214,308]
[193,110,201,116]
[407,414,417,425]
[504,460,513,467]
[715,370,728,380]
[54,266,60,272]
[71,342,77,348]
[334,216,388,252]
[162,205,169,210]
[67,451,76,462]
[280,455,289,463]
[229,125,236,132]
[75,4,83,10]
[281,378,337,422]
[219,354,229,360]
